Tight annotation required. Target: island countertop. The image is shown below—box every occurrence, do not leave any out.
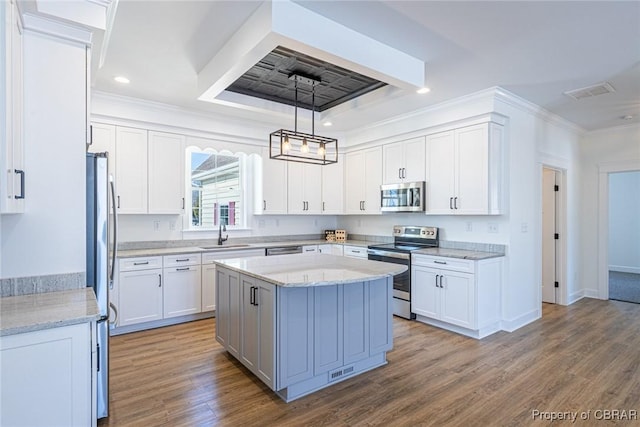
[214,253,407,287]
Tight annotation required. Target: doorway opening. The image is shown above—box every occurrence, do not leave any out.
[542,167,561,304]
[608,171,640,304]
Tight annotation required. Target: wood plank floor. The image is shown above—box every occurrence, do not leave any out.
[99,298,640,426]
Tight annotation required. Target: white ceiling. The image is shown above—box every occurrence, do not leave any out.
[92,1,640,133]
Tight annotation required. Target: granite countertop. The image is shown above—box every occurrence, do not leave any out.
[214,253,407,287]
[413,247,504,260]
[117,239,371,258]
[0,288,100,337]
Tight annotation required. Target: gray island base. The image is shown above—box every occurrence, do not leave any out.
[213,254,407,402]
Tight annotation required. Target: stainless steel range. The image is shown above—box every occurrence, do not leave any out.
[367,225,439,320]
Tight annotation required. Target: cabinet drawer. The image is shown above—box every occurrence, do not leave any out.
[412,255,474,273]
[202,249,265,264]
[302,245,318,253]
[163,253,201,267]
[119,256,162,271]
[343,245,367,258]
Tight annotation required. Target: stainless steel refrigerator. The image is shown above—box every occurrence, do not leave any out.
[86,152,117,419]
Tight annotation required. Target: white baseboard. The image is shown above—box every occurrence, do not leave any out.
[500,308,540,332]
[609,265,640,274]
[568,289,586,304]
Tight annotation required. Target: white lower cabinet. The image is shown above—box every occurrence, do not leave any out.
[163,264,202,318]
[411,254,502,338]
[0,323,95,427]
[118,255,163,327]
[343,245,367,258]
[318,244,344,256]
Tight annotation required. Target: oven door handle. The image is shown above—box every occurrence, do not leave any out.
[367,249,411,260]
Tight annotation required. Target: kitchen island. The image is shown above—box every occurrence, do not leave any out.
[214,254,407,402]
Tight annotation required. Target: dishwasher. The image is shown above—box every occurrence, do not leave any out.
[265,246,303,256]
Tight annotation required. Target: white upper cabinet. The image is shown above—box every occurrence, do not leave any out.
[115,126,148,214]
[1,1,24,214]
[88,123,116,178]
[426,122,503,215]
[256,149,288,215]
[287,162,322,214]
[382,137,426,184]
[148,131,184,214]
[345,147,382,214]
[321,154,344,214]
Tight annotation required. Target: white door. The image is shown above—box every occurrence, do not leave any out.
[363,147,383,213]
[119,268,163,326]
[148,131,184,214]
[456,124,489,213]
[440,271,475,329]
[260,153,288,214]
[411,266,439,319]
[287,161,306,214]
[403,137,426,183]
[382,142,404,184]
[426,131,455,213]
[163,265,202,318]
[115,127,148,214]
[345,151,366,213]
[542,168,558,303]
[321,155,344,214]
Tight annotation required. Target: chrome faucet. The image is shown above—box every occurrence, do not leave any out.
[218,223,228,246]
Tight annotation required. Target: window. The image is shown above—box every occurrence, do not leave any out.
[188,149,244,229]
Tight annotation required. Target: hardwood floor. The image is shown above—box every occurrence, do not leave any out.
[99,298,640,426]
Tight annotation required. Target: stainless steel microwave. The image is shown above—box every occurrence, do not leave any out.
[380,181,426,212]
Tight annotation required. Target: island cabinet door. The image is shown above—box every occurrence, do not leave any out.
[343,282,369,364]
[277,287,314,389]
[215,268,241,358]
[369,277,394,354]
[239,275,276,390]
[313,285,344,375]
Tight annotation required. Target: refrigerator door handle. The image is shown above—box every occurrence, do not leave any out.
[109,176,118,287]
[108,302,118,325]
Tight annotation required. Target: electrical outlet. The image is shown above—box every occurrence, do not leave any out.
[357,219,362,227]
[153,220,160,231]
[169,220,176,231]
[466,222,473,232]
[314,219,318,227]
[258,219,265,228]
[275,219,280,227]
[488,223,499,233]
[521,222,528,233]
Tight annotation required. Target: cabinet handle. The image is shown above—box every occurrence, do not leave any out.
[117,195,121,209]
[435,274,440,288]
[158,274,162,287]
[176,258,189,262]
[253,287,259,306]
[398,168,402,179]
[14,169,25,199]
[182,197,185,210]
[133,261,149,266]
[363,201,366,211]
[176,267,190,271]
[454,197,458,210]
[402,168,406,179]
[353,250,361,253]
[434,260,447,265]
[322,201,325,211]
[439,275,444,288]
[89,125,93,146]
[449,197,453,210]
[263,200,266,211]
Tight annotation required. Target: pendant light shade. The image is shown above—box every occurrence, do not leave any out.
[269,74,338,165]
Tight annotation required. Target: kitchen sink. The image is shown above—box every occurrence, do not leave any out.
[200,244,252,250]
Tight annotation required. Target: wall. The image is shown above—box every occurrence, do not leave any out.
[0,30,87,278]
[579,124,640,295]
[609,171,640,273]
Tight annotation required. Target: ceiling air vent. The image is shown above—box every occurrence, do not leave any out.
[564,82,615,100]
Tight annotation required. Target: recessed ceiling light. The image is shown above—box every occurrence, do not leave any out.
[416,87,431,94]
[114,76,130,84]
[323,121,333,127]
[621,115,634,120]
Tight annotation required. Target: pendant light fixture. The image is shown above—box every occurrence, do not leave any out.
[269,74,338,165]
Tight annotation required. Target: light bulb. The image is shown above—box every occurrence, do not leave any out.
[282,136,291,152]
[301,138,310,153]
[317,143,326,156]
